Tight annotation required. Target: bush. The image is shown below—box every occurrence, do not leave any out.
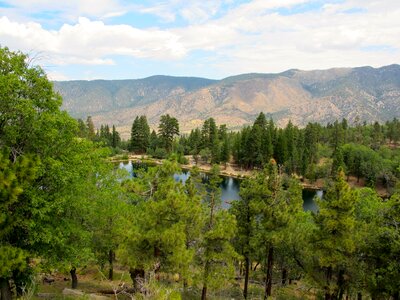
[154,148,168,159]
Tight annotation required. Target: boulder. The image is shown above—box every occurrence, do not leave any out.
[62,288,85,296]
[89,294,110,300]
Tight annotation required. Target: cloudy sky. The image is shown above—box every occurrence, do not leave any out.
[0,0,399,80]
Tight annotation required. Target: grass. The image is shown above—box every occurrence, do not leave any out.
[33,265,315,300]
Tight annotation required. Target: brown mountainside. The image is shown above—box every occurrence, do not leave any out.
[54,65,400,138]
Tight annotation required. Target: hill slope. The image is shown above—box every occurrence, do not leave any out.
[55,65,400,137]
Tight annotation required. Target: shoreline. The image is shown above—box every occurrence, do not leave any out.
[111,155,391,197]
[110,155,324,191]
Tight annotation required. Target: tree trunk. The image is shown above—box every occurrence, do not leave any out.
[129,268,145,292]
[243,255,250,299]
[108,249,114,281]
[0,278,12,300]
[183,279,188,289]
[70,267,78,289]
[324,266,333,300]
[281,268,288,286]
[12,269,25,297]
[201,258,210,300]
[337,269,345,300]
[393,291,400,300]
[264,245,274,300]
[253,262,259,271]
[201,285,207,300]
[357,292,362,300]
[325,294,331,300]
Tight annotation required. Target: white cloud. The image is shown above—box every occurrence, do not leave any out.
[138,3,177,23]
[0,16,186,65]
[0,0,399,79]
[173,0,400,74]
[46,70,70,81]
[4,0,126,21]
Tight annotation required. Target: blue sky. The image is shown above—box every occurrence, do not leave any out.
[0,0,399,80]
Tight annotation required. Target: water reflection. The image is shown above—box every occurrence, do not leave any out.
[302,189,322,212]
[118,161,320,211]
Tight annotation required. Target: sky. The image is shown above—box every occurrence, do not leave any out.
[0,0,399,80]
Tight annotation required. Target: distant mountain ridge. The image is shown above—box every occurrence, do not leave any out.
[54,65,400,138]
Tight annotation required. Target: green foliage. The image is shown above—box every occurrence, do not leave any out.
[158,114,179,152]
[342,143,384,186]
[3,45,400,299]
[153,147,168,159]
[130,115,150,153]
[200,165,238,297]
[312,169,357,298]
[0,151,39,278]
[119,161,204,283]
[355,190,400,298]
[86,116,96,140]
[0,46,123,292]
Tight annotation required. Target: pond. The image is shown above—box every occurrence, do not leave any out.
[118,160,321,212]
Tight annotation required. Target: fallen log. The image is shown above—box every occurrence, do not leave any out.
[97,288,136,295]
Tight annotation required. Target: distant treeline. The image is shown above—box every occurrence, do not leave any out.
[79,113,400,190]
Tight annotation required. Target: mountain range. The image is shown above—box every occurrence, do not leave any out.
[54,64,400,138]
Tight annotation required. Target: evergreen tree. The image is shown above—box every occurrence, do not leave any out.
[77,118,88,138]
[111,125,121,148]
[120,161,203,290]
[254,160,303,298]
[130,115,150,153]
[201,118,218,149]
[331,147,345,175]
[230,174,260,299]
[200,165,237,300]
[0,152,39,299]
[188,128,202,155]
[158,114,179,152]
[330,120,345,150]
[86,116,96,140]
[148,129,159,151]
[275,129,288,165]
[312,168,357,299]
[220,136,230,167]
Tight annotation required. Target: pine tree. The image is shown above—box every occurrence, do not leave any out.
[148,130,158,152]
[111,125,121,148]
[130,115,150,153]
[188,128,202,155]
[77,119,88,138]
[158,114,179,152]
[220,136,230,167]
[200,165,237,300]
[86,116,96,140]
[313,168,357,299]
[0,152,39,299]
[331,147,345,175]
[255,160,303,298]
[230,173,263,299]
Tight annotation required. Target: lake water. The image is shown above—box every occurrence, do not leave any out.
[118,161,320,212]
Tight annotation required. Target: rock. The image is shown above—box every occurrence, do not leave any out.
[62,288,85,296]
[89,294,110,300]
[37,292,57,298]
[43,276,55,284]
